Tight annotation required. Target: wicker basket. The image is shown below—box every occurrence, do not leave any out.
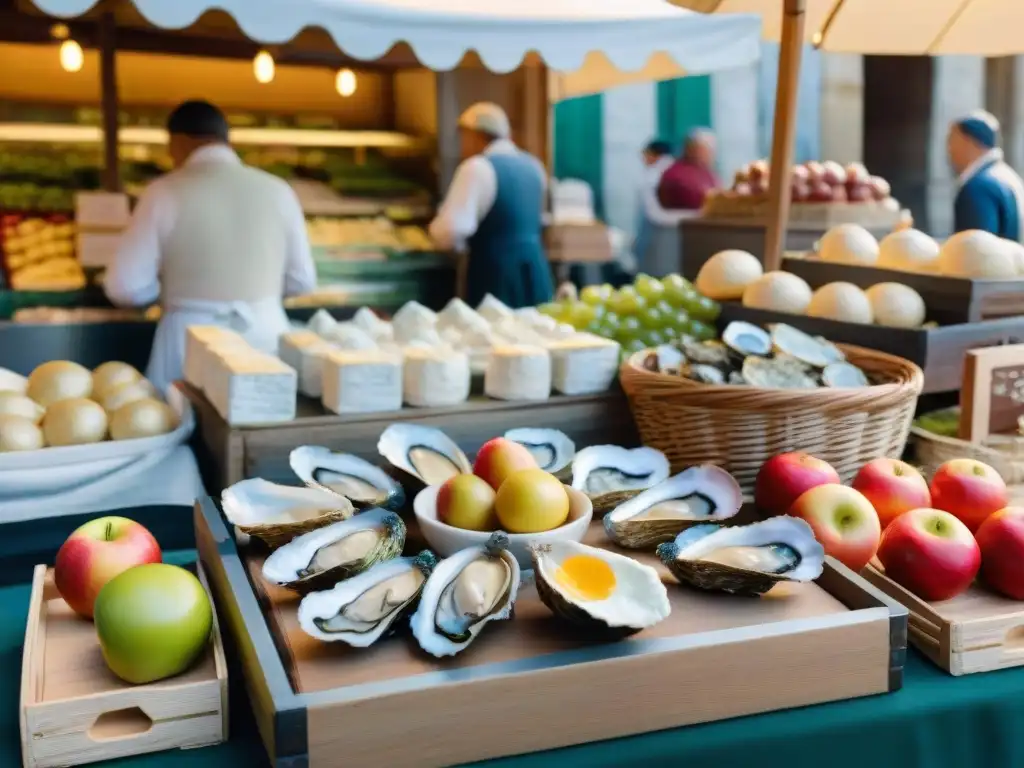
[911,426,1024,487]
[619,344,924,495]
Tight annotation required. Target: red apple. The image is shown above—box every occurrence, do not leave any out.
[877,508,980,601]
[975,507,1024,599]
[755,452,841,518]
[748,159,769,184]
[845,162,870,184]
[821,160,848,186]
[750,178,769,196]
[790,165,811,184]
[930,459,1008,533]
[846,183,872,202]
[54,517,162,618]
[791,181,811,202]
[868,176,891,200]
[852,458,932,530]
[733,182,753,197]
[804,161,825,184]
[808,181,835,202]
[831,185,849,203]
[789,484,881,571]
[472,437,538,491]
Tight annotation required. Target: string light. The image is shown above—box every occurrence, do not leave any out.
[335,69,357,97]
[253,50,275,84]
[59,40,84,73]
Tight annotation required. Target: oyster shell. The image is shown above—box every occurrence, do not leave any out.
[503,427,576,476]
[221,478,355,549]
[656,516,825,597]
[822,362,869,387]
[571,445,671,514]
[262,507,406,591]
[297,551,438,646]
[814,336,846,364]
[289,446,405,510]
[683,364,726,385]
[603,465,743,549]
[742,357,819,389]
[411,533,520,657]
[722,321,771,357]
[378,424,472,486]
[531,540,670,638]
[679,338,730,368]
[770,324,835,368]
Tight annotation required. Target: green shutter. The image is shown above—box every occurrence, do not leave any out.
[552,93,604,218]
[656,75,712,150]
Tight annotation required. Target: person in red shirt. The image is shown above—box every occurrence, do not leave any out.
[657,129,721,210]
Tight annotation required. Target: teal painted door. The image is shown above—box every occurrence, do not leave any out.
[656,76,712,151]
[552,94,604,218]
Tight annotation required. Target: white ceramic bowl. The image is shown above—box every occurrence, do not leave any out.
[413,483,594,567]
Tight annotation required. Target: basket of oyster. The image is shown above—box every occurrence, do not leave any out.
[618,321,924,496]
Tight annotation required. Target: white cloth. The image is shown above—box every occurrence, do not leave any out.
[428,139,547,251]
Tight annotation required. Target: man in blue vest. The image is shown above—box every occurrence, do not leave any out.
[429,103,553,308]
[948,110,1024,241]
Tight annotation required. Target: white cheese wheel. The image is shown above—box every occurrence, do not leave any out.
[938,230,1017,278]
[321,349,403,415]
[807,282,874,324]
[865,283,926,328]
[742,271,813,314]
[696,250,763,300]
[391,301,437,343]
[307,309,339,338]
[818,224,879,265]
[403,347,471,407]
[477,294,514,324]
[548,335,620,395]
[485,345,551,401]
[877,228,940,273]
[326,322,378,350]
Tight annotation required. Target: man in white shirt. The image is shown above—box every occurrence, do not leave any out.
[105,100,317,393]
[428,103,553,308]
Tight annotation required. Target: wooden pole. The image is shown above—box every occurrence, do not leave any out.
[762,0,806,271]
[98,10,121,192]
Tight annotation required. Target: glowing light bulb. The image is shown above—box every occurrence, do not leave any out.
[336,69,357,97]
[59,39,84,73]
[253,51,275,84]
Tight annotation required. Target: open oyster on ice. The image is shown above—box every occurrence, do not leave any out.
[657,516,825,597]
[411,533,520,657]
[503,427,576,476]
[290,446,405,510]
[221,478,355,549]
[378,423,472,486]
[262,507,406,592]
[571,445,671,513]
[298,551,438,646]
[603,465,743,549]
[531,541,670,638]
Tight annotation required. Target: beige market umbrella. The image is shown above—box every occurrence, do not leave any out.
[668,0,1024,270]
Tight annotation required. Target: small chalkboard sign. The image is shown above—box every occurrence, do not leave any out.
[960,345,1024,442]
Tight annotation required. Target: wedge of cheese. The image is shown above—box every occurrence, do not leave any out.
[206,350,297,425]
[183,326,246,390]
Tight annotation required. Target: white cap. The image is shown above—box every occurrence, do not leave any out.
[458,102,511,140]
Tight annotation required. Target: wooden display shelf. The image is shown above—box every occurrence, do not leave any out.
[717,304,1024,394]
[182,382,638,494]
[20,564,228,768]
[195,497,907,768]
[782,256,1024,324]
[862,564,1024,676]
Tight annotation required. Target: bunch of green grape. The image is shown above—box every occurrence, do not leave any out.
[538,273,720,357]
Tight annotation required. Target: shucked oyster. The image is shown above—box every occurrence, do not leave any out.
[298,551,438,647]
[770,324,841,369]
[503,427,576,476]
[378,424,472,486]
[657,516,825,597]
[262,508,406,592]
[742,356,819,389]
[290,446,405,510]
[571,445,671,513]
[221,478,355,549]
[721,321,771,358]
[411,533,520,657]
[604,465,743,549]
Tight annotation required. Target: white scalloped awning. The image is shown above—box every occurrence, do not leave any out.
[31,0,763,99]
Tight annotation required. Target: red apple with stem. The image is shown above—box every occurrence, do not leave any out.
[877,508,980,601]
[929,459,1007,533]
[788,484,882,571]
[852,458,931,530]
[754,452,840,518]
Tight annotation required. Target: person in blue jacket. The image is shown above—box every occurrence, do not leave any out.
[948,110,1024,241]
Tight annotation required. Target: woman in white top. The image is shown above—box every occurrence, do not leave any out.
[104,101,317,393]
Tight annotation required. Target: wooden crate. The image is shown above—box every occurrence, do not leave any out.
[183,382,639,494]
[718,303,1024,394]
[195,497,907,768]
[862,564,1024,675]
[20,564,228,768]
[702,196,902,231]
[544,223,613,264]
[782,256,1024,324]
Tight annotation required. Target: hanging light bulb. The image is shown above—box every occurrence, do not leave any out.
[59,39,84,73]
[335,69,357,98]
[253,50,275,84]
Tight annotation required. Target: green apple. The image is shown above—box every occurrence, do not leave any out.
[94,563,213,685]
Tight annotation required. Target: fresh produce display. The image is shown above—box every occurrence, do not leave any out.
[0,360,177,452]
[851,459,932,530]
[1,213,85,291]
[788,484,881,571]
[975,508,1024,600]
[639,320,870,389]
[538,272,722,357]
[54,516,162,618]
[928,458,1008,533]
[94,563,214,684]
[306,216,433,254]
[706,160,897,209]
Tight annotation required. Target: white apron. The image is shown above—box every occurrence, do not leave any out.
[147,295,291,394]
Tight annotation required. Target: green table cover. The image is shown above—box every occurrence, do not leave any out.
[7,551,1024,768]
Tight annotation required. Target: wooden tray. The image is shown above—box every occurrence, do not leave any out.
[782,256,1024,324]
[862,564,1024,676]
[182,382,639,494]
[195,497,908,768]
[718,303,1024,395]
[20,564,228,768]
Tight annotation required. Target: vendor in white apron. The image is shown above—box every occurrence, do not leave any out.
[104,100,317,394]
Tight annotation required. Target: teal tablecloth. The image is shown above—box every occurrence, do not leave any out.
[7,551,1024,768]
